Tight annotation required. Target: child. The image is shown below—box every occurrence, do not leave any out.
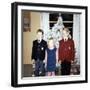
[45,38,58,76]
[32,29,47,76]
[58,28,75,75]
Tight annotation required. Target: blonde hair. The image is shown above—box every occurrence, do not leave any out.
[62,27,72,39]
[48,37,54,40]
[47,37,54,43]
[63,27,70,33]
[47,37,55,47]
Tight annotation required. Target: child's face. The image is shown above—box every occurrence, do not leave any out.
[48,39,54,48]
[62,30,69,38]
[37,32,43,40]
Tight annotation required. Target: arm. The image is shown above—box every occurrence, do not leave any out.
[31,41,35,64]
[44,50,47,67]
[58,41,62,63]
[31,41,34,60]
[71,40,75,62]
[56,48,58,63]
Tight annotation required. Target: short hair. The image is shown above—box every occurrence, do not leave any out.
[63,27,72,39]
[48,37,54,41]
[37,29,44,35]
[63,27,70,34]
[47,37,54,43]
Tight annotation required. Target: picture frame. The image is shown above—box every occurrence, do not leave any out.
[11,2,88,87]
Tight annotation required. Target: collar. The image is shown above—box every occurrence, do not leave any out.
[37,39,43,43]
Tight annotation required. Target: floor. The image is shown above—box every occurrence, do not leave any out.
[22,64,80,77]
[22,64,33,77]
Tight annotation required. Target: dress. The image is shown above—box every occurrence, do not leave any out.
[46,48,56,72]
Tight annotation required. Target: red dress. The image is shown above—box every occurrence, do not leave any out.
[58,39,75,62]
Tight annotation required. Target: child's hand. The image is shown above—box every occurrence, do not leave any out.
[43,60,46,63]
[58,60,61,64]
[56,63,60,67]
[71,60,74,65]
[32,59,35,64]
[45,63,47,68]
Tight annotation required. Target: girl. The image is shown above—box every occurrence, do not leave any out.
[45,38,58,76]
[58,28,75,75]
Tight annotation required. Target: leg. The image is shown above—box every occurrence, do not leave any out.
[61,61,66,75]
[51,71,55,76]
[61,60,71,75]
[34,60,39,76]
[65,61,71,75]
[47,72,51,76]
[39,61,45,76]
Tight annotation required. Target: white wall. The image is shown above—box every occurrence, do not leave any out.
[40,12,49,40]
[0,0,89,90]
[73,14,80,64]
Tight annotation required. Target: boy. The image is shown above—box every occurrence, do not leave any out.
[58,28,75,75]
[32,29,47,76]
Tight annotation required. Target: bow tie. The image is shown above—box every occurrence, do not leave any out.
[64,39,67,42]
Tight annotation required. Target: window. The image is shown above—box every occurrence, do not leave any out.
[49,13,73,37]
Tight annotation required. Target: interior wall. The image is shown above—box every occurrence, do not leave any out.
[73,14,80,64]
[23,12,41,64]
